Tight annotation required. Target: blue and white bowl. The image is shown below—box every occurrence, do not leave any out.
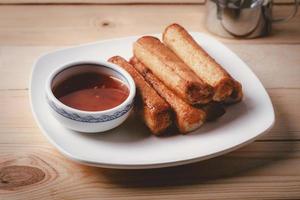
[45,60,136,133]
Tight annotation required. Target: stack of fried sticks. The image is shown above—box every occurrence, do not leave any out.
[109,24,243,135]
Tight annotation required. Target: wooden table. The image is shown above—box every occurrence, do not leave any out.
[0,1,299,199]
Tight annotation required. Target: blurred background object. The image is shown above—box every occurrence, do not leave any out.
[206,0,299,38]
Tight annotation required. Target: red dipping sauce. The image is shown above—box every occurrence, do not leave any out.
[53,72,129,111]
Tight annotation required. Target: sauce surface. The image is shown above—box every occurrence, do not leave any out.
[53,72,129,111]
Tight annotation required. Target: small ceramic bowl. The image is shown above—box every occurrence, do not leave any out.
[45,60,136,133]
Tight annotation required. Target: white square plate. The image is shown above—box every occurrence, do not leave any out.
[30,33,275,169]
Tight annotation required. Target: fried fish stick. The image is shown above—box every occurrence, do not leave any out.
[133,36,213,105]
[131,57,206,134]
[108,56,172,135]
[163,23,237,102]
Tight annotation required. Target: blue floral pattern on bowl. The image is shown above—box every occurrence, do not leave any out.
[47,98,133,123]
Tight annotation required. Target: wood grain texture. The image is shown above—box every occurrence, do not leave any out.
[0,141,300,199]
[2,0,204,3]
[0,0,204,4]
[0,0,293,4]
[0,5,299,46]
[0,3,300,199]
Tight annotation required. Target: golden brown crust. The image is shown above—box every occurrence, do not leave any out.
[224,80,243,104]
[108,56,172,135]
[163,23,237,101]
[133,36,213,104]
[131,57,206,134]
[213,77,235,101]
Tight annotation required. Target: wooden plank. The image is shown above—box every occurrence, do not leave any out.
[2,0,203,4]
[0,89,299,142]
[0,0,293,5]
[0,46,54,90]
[0,5,299,46]
[1,44,300,90]
[0,3,298,200]
[0,141,299,199]
[0,0,204,4]
[229,44,300,89]
[265,89,300,141]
